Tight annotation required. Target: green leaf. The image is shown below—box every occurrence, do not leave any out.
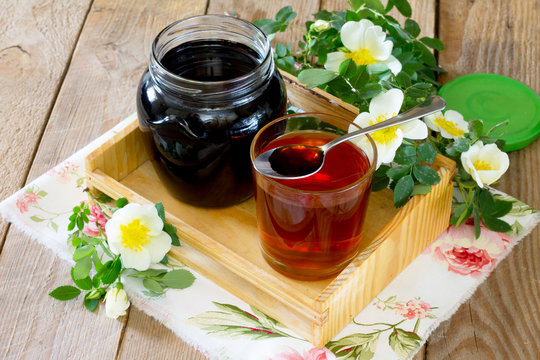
[357,83,383,99]
[404,18,420,37]
[101,258,122,285]
[389,328,421,359]
[481,215,512,233]
[72,245,94,261]
[396,71,412,88]
[327,332,379,359]
[417,143,437,163]
[73,257,92,280]
[160,256,168,265]
[469,119,484,139]
[252,19,281,36]
[447,138,470,154]
[275,6,296,24]
[394,175,414,207]
[76,217,84,231]
[163,222,180,246]
[71,269,93,291]
[49,286,81,301]
[386,165,411,180]
[116,197,128,209]
[420,36,445,51]
[473,208,481,239]
[275,43,287,57]
[161,269,196,290]
[450,202,473,226]
[86,288,104,300]
[30,215,45,222]
[351,0,385,12]
[298,69,338,89]
[413,165,440,185]
[338,58,356,77]
[68,220,76,231]
[129,268,168,279]
[143,278,164,293]
[478,188,495,214]
[490,200,513,218]
[390,0,412,17]
[411,184,432,196]
[155,202,165,221]
[372,175,390,191]
[84,297,99,312]
[394,145,417,165]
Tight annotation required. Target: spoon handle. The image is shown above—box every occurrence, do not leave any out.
[321,95,446,151]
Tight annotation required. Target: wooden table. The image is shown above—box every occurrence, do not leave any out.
[0,0,538,358]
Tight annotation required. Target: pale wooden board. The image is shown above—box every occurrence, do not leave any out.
[428,0,540,358]
[0,0,206,358]
[0,0,92,248]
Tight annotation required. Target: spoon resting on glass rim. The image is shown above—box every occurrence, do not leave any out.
[253,95,446,180]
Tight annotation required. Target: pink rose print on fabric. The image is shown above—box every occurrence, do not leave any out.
[82,204,108,237]
[425,223,512,277]
[16,192,39,214]
[271,347,336,360]
[16,198,29,213]
[393,299,432,320]
[47,161,80,184]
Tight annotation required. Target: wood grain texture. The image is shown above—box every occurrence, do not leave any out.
[0,0,207,359]
[428,0,540,359]
[0,0,92,247]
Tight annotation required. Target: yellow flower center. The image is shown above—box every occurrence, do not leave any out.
[369,113,398,145]
[473,160,493,171]
[434,116,465,137]
[344,49,377,66]
[120,219,150,252]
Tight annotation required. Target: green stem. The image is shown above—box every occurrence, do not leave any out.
[413,318,421,333]
[354,319,407,336]
[32,205,69,217]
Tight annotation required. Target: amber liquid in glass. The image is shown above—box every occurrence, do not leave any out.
[255,131,372,279]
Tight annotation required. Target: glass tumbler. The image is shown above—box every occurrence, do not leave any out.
[250,113,377,280]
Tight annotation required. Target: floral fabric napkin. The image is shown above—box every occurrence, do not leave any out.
[1,115,538,360]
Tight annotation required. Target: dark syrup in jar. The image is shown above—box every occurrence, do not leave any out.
[137,39,286,207]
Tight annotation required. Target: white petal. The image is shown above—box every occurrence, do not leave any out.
[145,232,172,263]
[121,248,152,271]
[423,112,442,132]
[365,27,392,60]
[324,52,346,72]
[369,88,404,118]
[105,217,122,254]
[136,205,164,235]
[350,112,374,131]
[400,119,428,139]
[341,19,374,51]
[380,55,402,75]
[376,129,404,166]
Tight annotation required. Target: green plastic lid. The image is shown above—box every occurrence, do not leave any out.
[438,73,540,151]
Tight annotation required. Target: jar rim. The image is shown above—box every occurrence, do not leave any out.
[150,14,272,87]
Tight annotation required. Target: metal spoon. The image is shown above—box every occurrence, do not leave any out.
[253,95,446,179]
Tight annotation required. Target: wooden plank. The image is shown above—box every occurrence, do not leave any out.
[0,0,206,358]
[0,0,92,248]
[427,0,540,358]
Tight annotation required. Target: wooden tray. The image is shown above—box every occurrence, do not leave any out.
[85,71,455,347]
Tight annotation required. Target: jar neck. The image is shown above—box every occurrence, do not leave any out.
[148,15,274,107]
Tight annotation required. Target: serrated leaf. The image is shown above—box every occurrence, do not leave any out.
[420,36,445,51]
[49,286,81,301]
[298,69,338,89]
[161,269,195,290]
[386,165,411,180]
[163,222,180,246]
[394,175,414,207]
[143,278,164,293]
[413,165,440,185]
[390,0,412,16]
[71,269,93,291]
[404,18,420,37]
[84,297,99,312]
[394,145,417,165]
[481,215,512,233]
[275,6,295,23]
[417,143,437,163]
[357,83,383,99]
[411,184,431,196]
[396,71,412,88]
[490,200,513,218]
[101,258,122,285]
[73,257,92,280]
[73,245,94,261]
[155,202,165,221]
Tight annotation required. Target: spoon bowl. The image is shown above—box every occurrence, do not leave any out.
[253,95,446,179]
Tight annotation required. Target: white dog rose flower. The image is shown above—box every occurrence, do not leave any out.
[105,203,172,271]
[461,141,509,187]
[105,287,130,319]
[423,110,468,139]
[324,19,402,75]
[349,88,427,168]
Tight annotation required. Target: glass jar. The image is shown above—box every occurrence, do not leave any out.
[137,15,287,207]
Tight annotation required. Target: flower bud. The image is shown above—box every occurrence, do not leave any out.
[312,19,331,32]
[105,287,130,319]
